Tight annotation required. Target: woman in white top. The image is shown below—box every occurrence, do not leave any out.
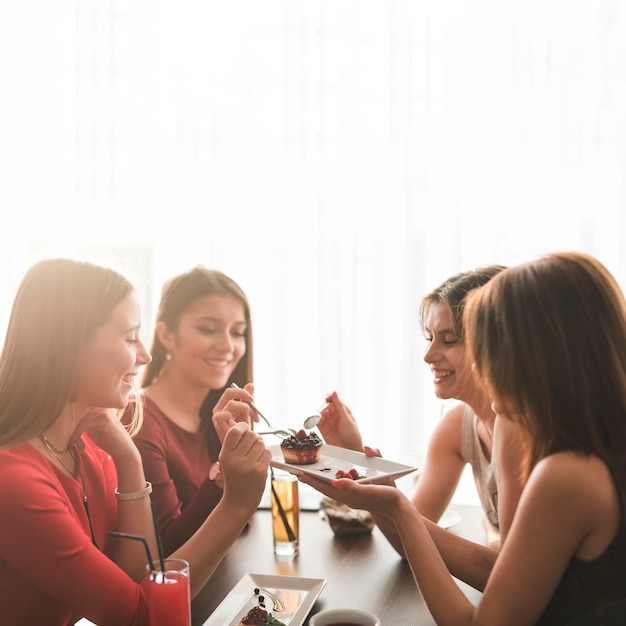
[318,266,526,590]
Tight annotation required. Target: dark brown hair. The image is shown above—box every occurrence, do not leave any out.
[141,267,253,459]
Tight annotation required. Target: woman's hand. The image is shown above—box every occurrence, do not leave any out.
[212,383,258,442]
[299,473,402,519]
[73,407,140,463]
[317,391,364,452]
[218,421,272,514]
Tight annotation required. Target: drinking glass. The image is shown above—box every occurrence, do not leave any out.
[144,558,191,626]
[271,470,299,557]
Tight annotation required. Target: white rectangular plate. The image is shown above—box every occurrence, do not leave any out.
[269,444,418,484]
[202,573,326,626]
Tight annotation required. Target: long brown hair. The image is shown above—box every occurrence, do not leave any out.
[141,267,253,459]
[0,258,138,449]
[465,252,626,476]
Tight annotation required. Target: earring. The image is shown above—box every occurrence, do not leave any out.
[165,352,172,361]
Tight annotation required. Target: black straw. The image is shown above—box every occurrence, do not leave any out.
[150,501,166,573]
[107,531,156,574]
[270,468,297,543]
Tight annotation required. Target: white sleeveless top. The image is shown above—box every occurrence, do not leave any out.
[460,404,499,528]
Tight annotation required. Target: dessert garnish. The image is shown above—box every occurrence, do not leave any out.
[334,467,366,480]
[238,588,286,625]
[253,587,285,612]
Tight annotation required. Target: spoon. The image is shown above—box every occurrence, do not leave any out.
[231,383,329,433]
[257,404,330,436]
[302,401,330,429]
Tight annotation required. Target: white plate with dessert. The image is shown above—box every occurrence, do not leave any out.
[202,573,326,626]
[269,442,419,485]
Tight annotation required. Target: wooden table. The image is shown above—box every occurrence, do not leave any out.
[192,503,485,626]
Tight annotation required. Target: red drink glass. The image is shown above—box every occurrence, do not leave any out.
[144,558,191,626]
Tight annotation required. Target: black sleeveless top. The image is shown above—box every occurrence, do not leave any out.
[536,462,626,625]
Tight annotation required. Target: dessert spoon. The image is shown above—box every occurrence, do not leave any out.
[231,383,329,433]
[302,401,330,429]
[258,403,330,435]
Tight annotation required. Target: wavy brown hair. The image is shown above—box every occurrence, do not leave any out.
[464,252,626,477]
[0,258,141,449]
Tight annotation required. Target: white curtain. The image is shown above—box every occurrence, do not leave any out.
[1,0,625,502]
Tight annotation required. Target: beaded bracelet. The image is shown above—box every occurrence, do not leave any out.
[115,481,152,501]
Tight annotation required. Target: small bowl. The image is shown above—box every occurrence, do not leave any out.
[319,498,375,536]
[308,608,381,626]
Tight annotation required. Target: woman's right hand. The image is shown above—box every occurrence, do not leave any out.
[299,473,402,519]
[218,421,271,514]
[317,391,364,452]
[212,383,258,443]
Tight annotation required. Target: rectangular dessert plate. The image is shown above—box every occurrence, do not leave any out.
[202,573,326,626]
[269,444,418,484]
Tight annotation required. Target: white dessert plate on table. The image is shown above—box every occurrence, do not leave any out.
[269,444,418,485]
[202,573,326,626]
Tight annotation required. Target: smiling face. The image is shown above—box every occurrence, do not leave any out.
[423,302,475,403]
[74,292,152,409]
[160,293,247,391]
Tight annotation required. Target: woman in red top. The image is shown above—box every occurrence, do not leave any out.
[134,267,260,553]
[0,258,271,626]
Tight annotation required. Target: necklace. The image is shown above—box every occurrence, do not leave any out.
[38,436,97,546]
[39,433,70,454]
[39,434,76,477]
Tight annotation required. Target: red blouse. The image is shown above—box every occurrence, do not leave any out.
[0,438,150,626]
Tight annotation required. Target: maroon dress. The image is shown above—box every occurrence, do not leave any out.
[132,396,223,554]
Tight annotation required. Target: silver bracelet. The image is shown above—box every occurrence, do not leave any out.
[115,481,152,501]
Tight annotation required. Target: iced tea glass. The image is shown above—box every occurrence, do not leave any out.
[271,470,300,557]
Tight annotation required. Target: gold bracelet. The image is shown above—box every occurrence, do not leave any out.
[115,481,152,501]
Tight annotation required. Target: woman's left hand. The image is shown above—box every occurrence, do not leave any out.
[73,407,139,462]
[317,391,364,452]
[219,422,272,513]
